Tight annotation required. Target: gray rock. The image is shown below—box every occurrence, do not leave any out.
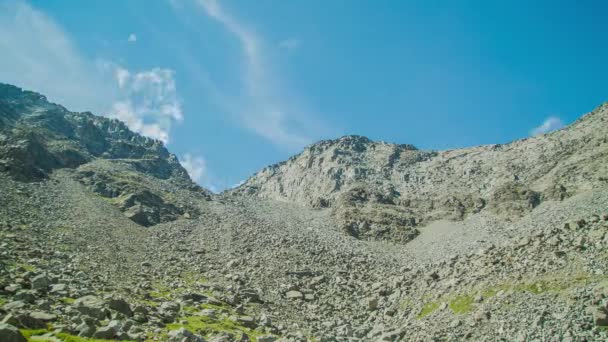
[230,315,256,329]
[108,298,133,317]
[2,301,25,311]
[14,313,46,329]
[76,322,95,337]
[30,274,50,290]
[593,308,608,326]
[285,290,303,300]
[49,283,67,293]
[93,325,117,339]
[74,295,107,320]
[167,327,204,342]
[0,323,27,342]
[29,311,57,322]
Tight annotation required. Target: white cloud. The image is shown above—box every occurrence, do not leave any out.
[180,153,206,183]
[128,33,137,42]
[115,67,131,88]
[180,153,219,193]
[0,1,183,144]
[279,38,300,51]
[181,0,325,150]
[109,68,183,144]
[531,116,565,136]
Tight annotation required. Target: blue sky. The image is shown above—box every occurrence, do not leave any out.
[1,0,607,191]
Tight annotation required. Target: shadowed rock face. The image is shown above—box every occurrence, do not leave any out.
[234,104,608,241]
[0,83,208,226]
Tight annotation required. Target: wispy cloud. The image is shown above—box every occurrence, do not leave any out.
[180,153,220,192]
[180,153,206,183]
[128,33,137,42]
[530,116,565,136]
[279,38,300,51]
[0,0,114,114]
[176,0,327,150]
[109,67,183,144]
[0,1,183,144]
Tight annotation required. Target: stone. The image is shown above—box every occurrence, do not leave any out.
[49,283,67,293]
[367,297,379,311]
[74,295,107,320]
[14,291,36,303]
[30,274,50,290]
[14,314,45,329]
[167,327,204,342]
[3,301,25,311]
[200,309,217,318]
[29,311,57,322]
[108,298,133,317]
[0,323,27,342]
[93,326,117,339]
[593,308,608,326]
[231,315,256,328]
[4,285,20,293]
[1,314,19,326]
[259,313,271,327]
[285,290,303,300]
[76,322,95,338]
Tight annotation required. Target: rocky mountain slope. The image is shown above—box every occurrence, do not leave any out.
[0,83,209,226]
[1,83,607,342]
[234,105,608,243]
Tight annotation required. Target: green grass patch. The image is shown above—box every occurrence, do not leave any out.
[20,329,48,339]
[17,262,37,272]
[449,295,474,314]
[417,301,440,319]
[62,297,76,304]
[166,315,263,341]
[21,329,135,342]
[55,332,135,342]
[149,290,172,299]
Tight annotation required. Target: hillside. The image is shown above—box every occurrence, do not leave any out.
[1,84,608,341]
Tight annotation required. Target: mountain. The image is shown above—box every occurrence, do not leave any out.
[0,83,209,226]
[234,106,608,242]
[1,83,608,341]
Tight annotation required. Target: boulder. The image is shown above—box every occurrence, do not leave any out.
[30,275,50,291]
[108,298,133,317]
[73,295,107,320]
[0,323,27,342]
